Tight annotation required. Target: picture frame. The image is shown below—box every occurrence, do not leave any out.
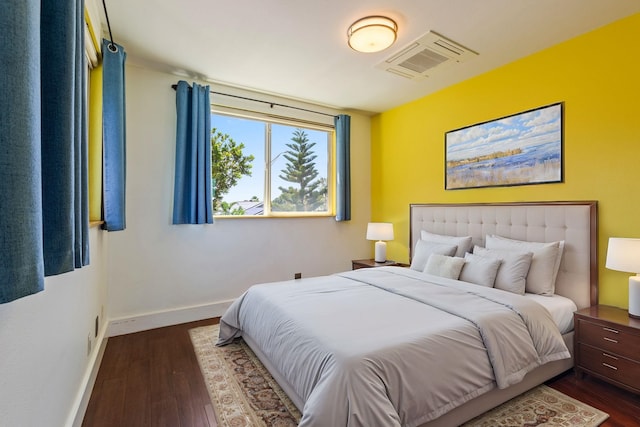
[445,102,563,190]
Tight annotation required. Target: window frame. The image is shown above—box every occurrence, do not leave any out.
[211,108,335,219]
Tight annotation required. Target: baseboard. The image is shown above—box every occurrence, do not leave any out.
[66,324,109,427]
[64,299,233,426]
[107,299,234,337]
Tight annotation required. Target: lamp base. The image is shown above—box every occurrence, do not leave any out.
[629,276,640,318]
[374,241,387,263]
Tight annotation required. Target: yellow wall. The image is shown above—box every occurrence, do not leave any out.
[371,13,640,309]
[89,64,103,221]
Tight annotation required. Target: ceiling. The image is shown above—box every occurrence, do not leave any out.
[94,0,640,114]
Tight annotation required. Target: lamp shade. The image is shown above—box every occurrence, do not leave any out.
[606,237,640,318]
[366,222,394,241]
[347,16,397,53]
[606,238,640,273]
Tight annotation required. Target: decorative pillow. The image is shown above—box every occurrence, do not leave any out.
[420,230,473,257]
[485,235,564,295]
[410,240,457,272]
[472,246,533,295]
[424,254,465,280]
[459,253,502,287]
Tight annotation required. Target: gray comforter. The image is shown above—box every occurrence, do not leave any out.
[217,267,570,427]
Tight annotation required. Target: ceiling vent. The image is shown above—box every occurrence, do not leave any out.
[376,31,477,80]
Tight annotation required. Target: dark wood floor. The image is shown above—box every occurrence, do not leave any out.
[83,318,640,427]
[82,318,220,427]
[546,371,640,427]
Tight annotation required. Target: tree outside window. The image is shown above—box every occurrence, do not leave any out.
[211,129,254,215]
[210,113,332,217]
[272,129,327,212]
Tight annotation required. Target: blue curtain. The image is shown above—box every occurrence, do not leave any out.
[102,39,127,231]
[335,114,351,221]
[0,1,45,302]
[173,81,213,224]
[0,0,89,303]
[41,0,90,275]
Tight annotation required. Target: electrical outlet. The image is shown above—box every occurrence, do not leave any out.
[294,272,302,279]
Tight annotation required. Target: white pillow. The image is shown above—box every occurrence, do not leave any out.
[459,253,502,287]
[473,246,533,295]
[424,254,465,280]
[421,230,473,257]
[485,235,564,295]
[410,240,457,272]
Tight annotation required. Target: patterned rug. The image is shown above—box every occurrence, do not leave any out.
[190,324,301,426]
[461,385,608,427]
[190,324,609,427]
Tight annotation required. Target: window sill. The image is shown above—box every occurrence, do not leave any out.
[214,213,335,219]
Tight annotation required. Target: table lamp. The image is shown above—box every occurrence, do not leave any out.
[366,222,394,262]
[605,237,640,318]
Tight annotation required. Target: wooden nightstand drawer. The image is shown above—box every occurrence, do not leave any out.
[574,306,640,394]
[579,343,640,391]
[578,319,640,361]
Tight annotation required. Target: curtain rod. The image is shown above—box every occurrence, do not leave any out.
[171,84,338,119]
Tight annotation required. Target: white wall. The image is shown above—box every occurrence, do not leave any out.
[0,227,109,427]
[0,62,371,426]
[106,64,373,326]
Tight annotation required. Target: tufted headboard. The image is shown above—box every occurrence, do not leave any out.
[410,201,598,309]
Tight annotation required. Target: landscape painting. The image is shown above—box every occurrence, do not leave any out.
[445,103,563,190]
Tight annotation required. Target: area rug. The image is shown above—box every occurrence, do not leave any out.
[190,324,609,427]
[190,324,301,426]
[461,385,609,427]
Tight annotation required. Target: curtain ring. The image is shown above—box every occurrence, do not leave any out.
[108,43,118,53]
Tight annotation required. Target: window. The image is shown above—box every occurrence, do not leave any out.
[211,112,333,217]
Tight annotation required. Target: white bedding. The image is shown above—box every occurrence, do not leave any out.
[218,267,570,426]
[524,293,577,334]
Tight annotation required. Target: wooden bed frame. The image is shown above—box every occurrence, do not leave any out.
[244,201,598,426]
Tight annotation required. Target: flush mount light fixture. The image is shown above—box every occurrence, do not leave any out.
[347,16,398,53]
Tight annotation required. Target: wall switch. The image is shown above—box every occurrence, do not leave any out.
[294,273,302,279]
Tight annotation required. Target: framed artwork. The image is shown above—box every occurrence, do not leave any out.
[445,102,563,190]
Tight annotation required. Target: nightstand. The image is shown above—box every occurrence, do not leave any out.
[351,259,409,270]
[574,305,640,394]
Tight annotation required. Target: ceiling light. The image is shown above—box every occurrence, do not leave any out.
[347,16,398,53]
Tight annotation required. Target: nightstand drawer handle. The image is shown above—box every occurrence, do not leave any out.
[603,327,619,334]
[602,362,618,370]
[603,352,619,361]
[603,337,618,343]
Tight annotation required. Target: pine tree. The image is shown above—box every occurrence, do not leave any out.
[272,129,327,211]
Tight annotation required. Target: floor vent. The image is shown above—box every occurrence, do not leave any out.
[377,31,477,80]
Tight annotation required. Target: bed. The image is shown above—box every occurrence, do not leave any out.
[217,201,598,426]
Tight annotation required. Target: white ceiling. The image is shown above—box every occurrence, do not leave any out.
[95,0,640,114]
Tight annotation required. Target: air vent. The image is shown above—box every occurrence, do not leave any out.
[376,31,477,80]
